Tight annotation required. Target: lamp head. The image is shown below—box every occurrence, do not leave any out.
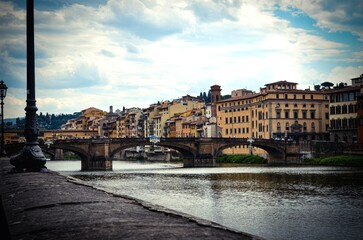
[0,80,8,100]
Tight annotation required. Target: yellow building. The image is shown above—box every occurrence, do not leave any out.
[144,95,205,137]
[4,129,98,143]
[41,130,98,140]
[328,86,360,143]
[216,81,330,155]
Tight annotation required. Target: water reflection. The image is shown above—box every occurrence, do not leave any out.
[47,160,363,240]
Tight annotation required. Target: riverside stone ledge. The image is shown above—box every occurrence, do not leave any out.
[0,159,262,240]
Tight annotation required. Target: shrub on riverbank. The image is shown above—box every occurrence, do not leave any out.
[304,155,363,167]
[217,154,267,164]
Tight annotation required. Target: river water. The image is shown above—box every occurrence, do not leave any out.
[47,160,363,240]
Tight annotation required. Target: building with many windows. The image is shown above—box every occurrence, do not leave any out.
[328,74,363,143]
[143,95,205,137]
[215,80,330,155]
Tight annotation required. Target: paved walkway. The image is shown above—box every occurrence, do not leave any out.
[0,159,261,239]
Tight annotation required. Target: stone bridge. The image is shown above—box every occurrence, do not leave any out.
[5,137,303,171]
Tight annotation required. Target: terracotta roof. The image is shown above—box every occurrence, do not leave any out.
[325,86,361,94]
[82,107,104,115]
[264,80,297,86]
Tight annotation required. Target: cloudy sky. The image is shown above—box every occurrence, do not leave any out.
[1,0,362,118]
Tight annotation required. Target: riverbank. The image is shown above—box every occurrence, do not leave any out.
[304,155,363,167]
[217,154,267,164]
[0,158,261,240]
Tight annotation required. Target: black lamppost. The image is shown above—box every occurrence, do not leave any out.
[0,80,8,157]
[10,0,46,172]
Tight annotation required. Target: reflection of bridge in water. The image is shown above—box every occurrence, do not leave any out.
[7,138,311,171]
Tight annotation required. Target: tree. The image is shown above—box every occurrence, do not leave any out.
[321,81,334,89]
[314,84,321,90]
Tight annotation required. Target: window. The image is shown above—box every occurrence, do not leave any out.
[302,95,305,100]
[325,112,329,119]
[294,111,299,119]
[285,94,288,99]
[349,92,355,101]
[343,93,349,102]
[258,111,263,120]
[336,106,341,114]
[286,122,289,131]
[330,106,335,115]
[348,104,355,113]
[310,111,315,119]
[342,105,347,114]
[311,122,315,131]
[277,122,281,132]
[225,117,228,124]
[302,111,307,119]
[276,111,281,119]
[303,122,307,131]
[285,111,290,119]
[342,118,347,128]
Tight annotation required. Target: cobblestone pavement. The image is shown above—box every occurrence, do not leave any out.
[0,159,262,240]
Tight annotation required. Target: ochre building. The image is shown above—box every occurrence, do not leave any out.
[215,80,330,155]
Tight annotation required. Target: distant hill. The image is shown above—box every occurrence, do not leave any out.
[4,118,21,125]
[4,112,81,130]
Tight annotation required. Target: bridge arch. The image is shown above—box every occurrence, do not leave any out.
[214,139,286,163]
[108,139,197,160]
[45,143,89,162]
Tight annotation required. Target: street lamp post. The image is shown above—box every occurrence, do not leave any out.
[0,80,8,157]
[10,0,47,172]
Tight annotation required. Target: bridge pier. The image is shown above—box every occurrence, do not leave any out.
[54,149,64,160]
[183,155,216,167]
[81,156,112,171]
[81,142,112,171]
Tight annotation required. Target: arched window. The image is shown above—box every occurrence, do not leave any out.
[286,122,290,131]
[336,105,341,114]
[303,122,307,131]
[342,105,348,114]
[342,118,347,128]
[277,122,281,132]
[311,122,315,131]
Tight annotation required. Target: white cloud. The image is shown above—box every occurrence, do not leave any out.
[1,0,362,118]
[279,0,363,39]
[326,66,363,85]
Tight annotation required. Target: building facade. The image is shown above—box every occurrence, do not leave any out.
[327,75,363,143]
[215,80,330,154]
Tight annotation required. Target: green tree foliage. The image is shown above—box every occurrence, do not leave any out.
[9,112,81,130]
[321,81,334,89]
[314,84,321,90]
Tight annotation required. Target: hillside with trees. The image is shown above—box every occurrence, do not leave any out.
[5,112,81,130]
